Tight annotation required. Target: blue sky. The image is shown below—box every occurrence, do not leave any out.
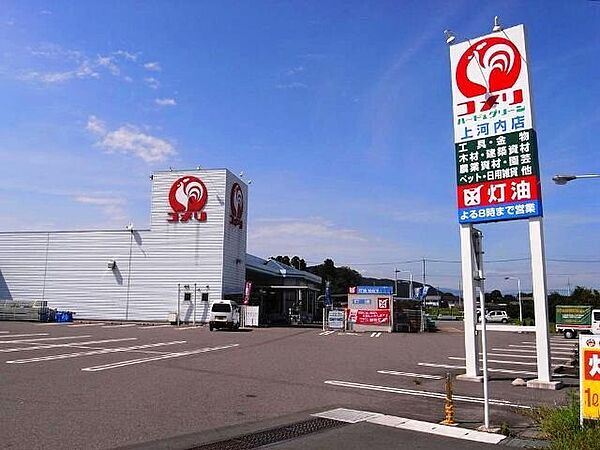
[0,1,599,293]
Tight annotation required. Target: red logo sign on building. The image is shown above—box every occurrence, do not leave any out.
[229,182,244,229]
[167,176,208,223]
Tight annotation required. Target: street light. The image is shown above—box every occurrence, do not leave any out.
[505,276,522,324]
[394,269,414,299]
[552,174,600,185]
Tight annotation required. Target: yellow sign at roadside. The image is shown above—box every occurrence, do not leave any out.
[580,336,600,422]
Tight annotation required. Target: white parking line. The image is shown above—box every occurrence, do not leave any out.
[485,352,571,361]
[509,344,575,350]
[174,326,204,331]
[370,332,382,338]
[319,330,336,336]
[0,335,91,344]
[0,338,137,353]
[448,356,562,368]
[0,333,49,340]
[0,331,10,334]
[492,347,573,355]
[418,362,537,376]
[138,324,173,329]
[324,380,530,409]
[81,343,240,372]
[5,341,187,364]
[102,324,137,329]
[68,323,106,328]
[377,370,443,380]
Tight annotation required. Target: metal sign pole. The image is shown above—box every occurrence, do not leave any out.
[193,283,197,326]
[479,285,490,429]
[527,217,561,389]
[457,224,480,380]
[177,284,181,327]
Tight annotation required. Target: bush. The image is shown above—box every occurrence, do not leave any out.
[530,392,600,450]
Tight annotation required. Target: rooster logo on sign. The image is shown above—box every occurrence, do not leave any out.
[229,183,244,229]
[167,176,208,222]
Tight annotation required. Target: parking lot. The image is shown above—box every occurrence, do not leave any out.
[0,321,575,449]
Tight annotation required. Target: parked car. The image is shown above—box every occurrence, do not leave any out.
[209,300,240,331]
[477,309,509,323]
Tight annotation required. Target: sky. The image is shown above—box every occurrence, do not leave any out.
[0,1,599,294]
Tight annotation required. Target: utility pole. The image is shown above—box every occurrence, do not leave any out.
[422,258,426,287]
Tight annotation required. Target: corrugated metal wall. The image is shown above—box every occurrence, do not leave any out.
[0,169,248,322]
[222,171,247,296]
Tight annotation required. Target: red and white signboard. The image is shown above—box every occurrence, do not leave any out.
[449,24,533,144]
[355,310,390,325]
[449,24,542,225]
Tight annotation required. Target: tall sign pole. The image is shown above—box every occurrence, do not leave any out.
[447,22,561,389]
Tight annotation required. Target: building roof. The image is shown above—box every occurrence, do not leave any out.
[246,254,322,284]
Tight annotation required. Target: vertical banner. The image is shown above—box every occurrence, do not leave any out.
[580,335,600,422]
[449,24,543,224]
[243,281,252,305]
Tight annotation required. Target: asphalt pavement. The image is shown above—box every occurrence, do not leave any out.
[0,320,570,449]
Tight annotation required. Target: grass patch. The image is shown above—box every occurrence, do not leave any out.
[529,392,600,450]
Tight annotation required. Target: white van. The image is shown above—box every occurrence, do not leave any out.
[209,300,241,331]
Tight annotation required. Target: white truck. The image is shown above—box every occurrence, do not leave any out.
[556,305,600,339]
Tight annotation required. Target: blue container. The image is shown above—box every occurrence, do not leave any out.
[55,311,73,322]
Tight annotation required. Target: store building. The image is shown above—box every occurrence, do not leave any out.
[0,169,248,322]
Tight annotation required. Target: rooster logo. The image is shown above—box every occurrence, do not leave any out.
[167,176,208,222]
[229,183,244,229]
[456,37,522,98]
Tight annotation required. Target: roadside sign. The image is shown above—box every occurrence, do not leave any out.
[448,24,543,224]
[580,335,600,422]
[328,310,345,329]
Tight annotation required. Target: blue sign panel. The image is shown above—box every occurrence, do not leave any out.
[355,286,393,295]
[458,199,542,224]
[352,298,371,305]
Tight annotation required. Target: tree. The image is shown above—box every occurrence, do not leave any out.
[307,259,363,294]
[271,255,306,270]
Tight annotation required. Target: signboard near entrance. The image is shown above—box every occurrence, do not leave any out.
[355,310,390,325]
[580,335,600,422]
[328,310,345,329]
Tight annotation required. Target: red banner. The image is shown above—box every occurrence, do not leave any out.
[243,281,252,305]
[355,310,390,325]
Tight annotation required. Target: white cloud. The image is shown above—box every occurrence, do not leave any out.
[114,50,138,61]
[86,115,176,163]
[285,66,304,76]
[276,82,307,90]
[18,45,144,84]
[143,61,161,72]
[144,77,160,89]
[75,195,128,222]
[40,10,52,15]
[86,115,107,135]
[95,55,120,76]
[155,98,176,106]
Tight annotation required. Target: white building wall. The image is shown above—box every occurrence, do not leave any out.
[0,168,248,322]
[222,171,248,296]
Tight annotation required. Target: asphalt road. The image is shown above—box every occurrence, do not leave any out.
[0,321,574,449]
